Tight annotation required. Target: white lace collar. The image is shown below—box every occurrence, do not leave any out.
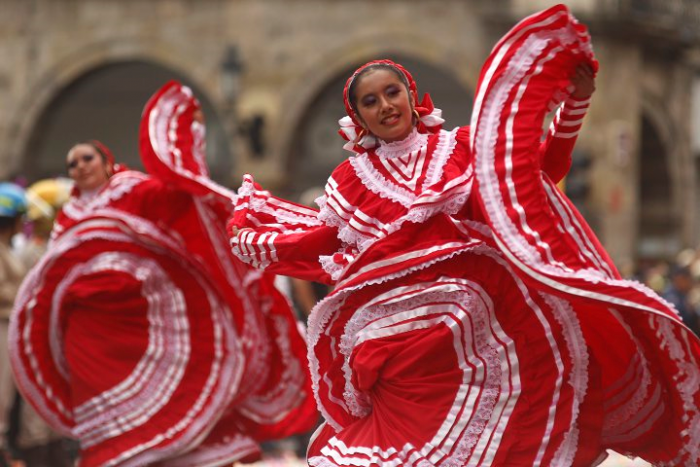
[375,128,428,159]
[78,186,102,202]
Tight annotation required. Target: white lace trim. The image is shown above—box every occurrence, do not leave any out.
[472,26,675,310]
[338,288,479,421]
[316,188,472,282]
[306,291,351,431]
[401,189,470,226]
[317,128,469,257]
[317,203,346,233]
[648,314,700,465]
[317,201,375,253]
[193,198,267,379]
[543,293,588,466]
[319,282,507,465]
[599,309,653,440]
[11,218,245,464]
[238,314,307,423]
[319,249,355,282]
[375,128,427,159]
[446,296,503,463]
[248,197,321,228]
[349,129,459,209]
[423,128,460,189]
[238,176,322,228]
[165,433,259,467]
[306,242,498,432]
[308,457,339,467]
[475,29,578,274]
[350,153,415,208]
[61,171,147,222]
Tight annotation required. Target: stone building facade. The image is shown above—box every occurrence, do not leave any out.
[1,0,699,267]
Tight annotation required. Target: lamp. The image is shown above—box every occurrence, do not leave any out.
[220,45,244,105]
[220,45,266,159]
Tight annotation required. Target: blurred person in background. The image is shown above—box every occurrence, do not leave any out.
[10,178,74,467]
[663,266,700,336]
[9,84,317,467]
[0,182,27,467]
[19,178,72,266]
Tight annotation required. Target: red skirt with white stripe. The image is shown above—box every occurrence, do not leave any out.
[307,223,699,466]
[307,246,610,466]
[10,190,317,467]
[11,218,249,466]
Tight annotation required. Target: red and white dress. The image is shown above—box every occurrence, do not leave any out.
[230,5,700,467]
[10,83,317,467]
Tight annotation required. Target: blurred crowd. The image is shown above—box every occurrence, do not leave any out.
[0,178,76,467]
[624,249,700,336]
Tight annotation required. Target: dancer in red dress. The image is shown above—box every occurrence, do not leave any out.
[10,83,317,466]
[230,5,700,466]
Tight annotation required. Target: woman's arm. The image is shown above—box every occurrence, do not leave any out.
[229,175,342,284]
[539,64,595,183]
[232,224,342,284]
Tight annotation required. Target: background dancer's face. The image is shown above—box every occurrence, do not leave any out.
[353,68,415,143]
[66,143,111,192]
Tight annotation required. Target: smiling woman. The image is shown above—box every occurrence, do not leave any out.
[348,65,415,143]
[230,5,700,466]
[65,141,114,193]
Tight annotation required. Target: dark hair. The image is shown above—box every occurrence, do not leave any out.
[670,265,692,279]
[0,216,20,230]
[347,63,411,118]
[72,141,108,164]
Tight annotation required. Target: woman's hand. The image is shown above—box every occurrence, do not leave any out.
[230,226,252,238]
[570,64,596,100]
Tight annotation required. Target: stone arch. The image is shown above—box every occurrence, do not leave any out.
[637,99,681,259]
[275,36,476,199]
[7,41,230,183]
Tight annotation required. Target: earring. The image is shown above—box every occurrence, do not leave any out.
[412,109,421,121]
[356,127,367,141]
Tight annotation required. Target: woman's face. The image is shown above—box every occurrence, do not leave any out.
[66,144,110,192]
[354,68,415,143]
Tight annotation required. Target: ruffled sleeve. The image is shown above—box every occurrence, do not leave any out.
[229,175,342,284]
[539,95,591,183]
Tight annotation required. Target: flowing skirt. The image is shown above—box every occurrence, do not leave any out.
[306,5,700,465]
[11,212,316,467]
[307,238,698,466]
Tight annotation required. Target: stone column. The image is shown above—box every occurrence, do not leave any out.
[584,38,643,267]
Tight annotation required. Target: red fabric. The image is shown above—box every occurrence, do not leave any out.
[306,251,606,465]
[229,174,341,284]
[89,140,116,168]
[469,4,699,464]
[139,80,236,201]
[11,82,318,467]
